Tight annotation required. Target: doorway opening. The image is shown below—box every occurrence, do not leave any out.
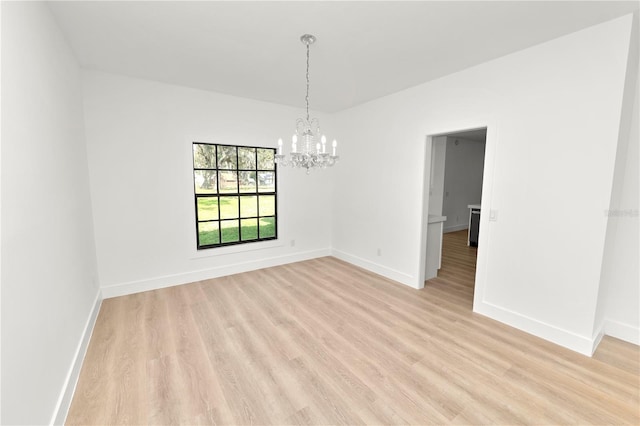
[422,127,487,308]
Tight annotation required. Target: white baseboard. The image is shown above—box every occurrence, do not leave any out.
[591,322,606,355]
[473,299,595,356]
[51,290,102,425]
[101,248,332,299]
[331,248,417,289]
[444,224,468,233]
[604,318,640,345]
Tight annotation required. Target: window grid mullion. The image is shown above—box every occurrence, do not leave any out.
[216,144,222,245]
[236,147,241,241]
[255,148,260,239]
[193,142,276,249]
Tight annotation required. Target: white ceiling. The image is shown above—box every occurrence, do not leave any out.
[48,1,639,112]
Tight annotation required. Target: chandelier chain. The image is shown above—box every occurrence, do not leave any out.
[305,41,310,123]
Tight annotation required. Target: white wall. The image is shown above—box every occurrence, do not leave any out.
[332,15,633,354]
[442,137,486,232]
[1,2,100,424]
[598,68,639,345]
[81,71,333,297]
[428,136,447,216]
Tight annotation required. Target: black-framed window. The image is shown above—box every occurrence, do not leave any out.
[192,142,277,249]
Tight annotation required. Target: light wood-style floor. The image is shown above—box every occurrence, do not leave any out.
[67,230,640,425]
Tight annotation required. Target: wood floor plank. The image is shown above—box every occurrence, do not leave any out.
[214,275,305,424]
[67,230,640,425]
[251,268,446,424]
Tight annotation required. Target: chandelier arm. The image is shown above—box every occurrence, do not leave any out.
[296,118,307,136]
[310,117,320,136]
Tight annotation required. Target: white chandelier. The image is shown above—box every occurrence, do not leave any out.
[275,34,339,174]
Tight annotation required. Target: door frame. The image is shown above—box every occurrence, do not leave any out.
[417,123,496,314]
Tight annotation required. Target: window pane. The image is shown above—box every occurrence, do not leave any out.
[258,171,275,192]
[198,221,219,245]
[197,197,218,220]
[257,148,275,170]
[221,220,239,243]
[240,196,257,218]
[219,196,239,220]
[259,217,276,238]
[238,147,256,169]
[193,143,276,249]
[219,171,238,193]
[217,145,237,169]
[194,170,217,194]
[259,195,275,216]
[193,144,216,169]
[241,218,258,240]
[239,171,256,193]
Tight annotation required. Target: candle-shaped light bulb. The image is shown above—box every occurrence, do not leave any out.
[277,138,283,155]
[316,143,320,154]
[332,139,337,156]
[321,135,327,153]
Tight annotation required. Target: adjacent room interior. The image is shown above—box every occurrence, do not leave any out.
[424,128,487,295]
[2,1,639,425]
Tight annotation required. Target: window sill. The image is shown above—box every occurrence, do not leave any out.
[190,239,285,259]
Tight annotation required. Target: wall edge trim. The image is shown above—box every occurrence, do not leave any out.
[474,300,595,356]
[331,248,417,289]
[51,290,103,425]
[444,224,469,233]
[101,248,332,298]
[604,318,640,345]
